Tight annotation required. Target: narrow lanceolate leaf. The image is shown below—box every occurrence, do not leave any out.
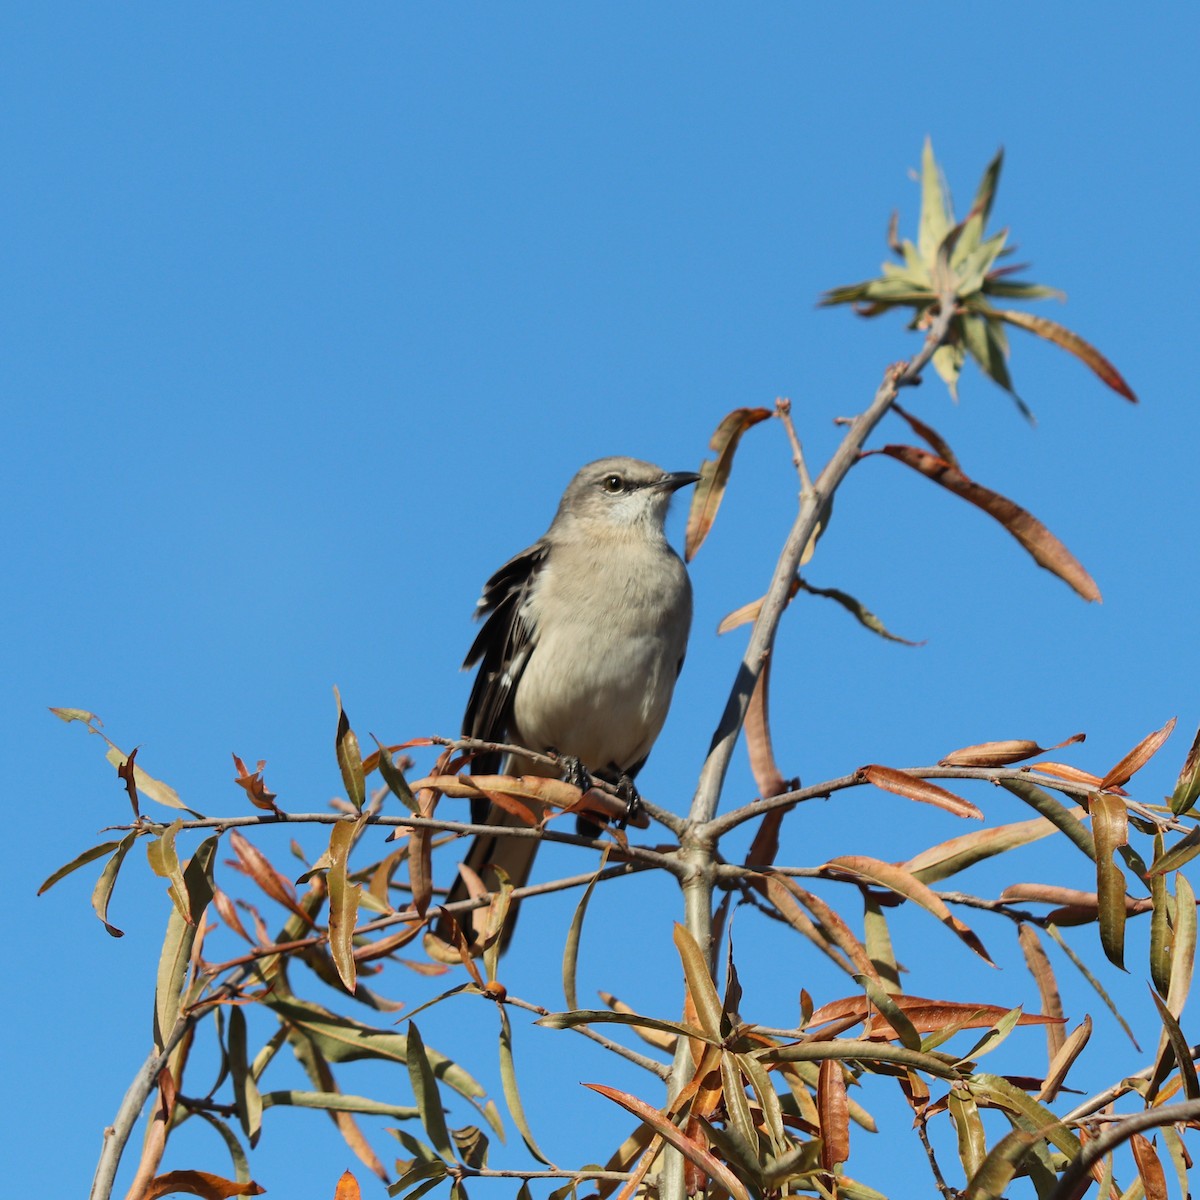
[817,1058,850,1170]
[406,1021,455,1162]
[104,745,190,812]
[1166,871,1196,1021]
[994,308,1137,401]
[142,1171,265,1199]
[38,840,121,895]
[1130,1134,1169,1200]
[1043,923,1141,1051]
[918,137,952,262]
[146,819,191,924]
[371,736,420,814]
[91,831,140,937]
[1017,924,1065,1064]
[1037,1016,1092,1103]
[745,654,789,800]
[328,819,365,994]
[905,813,1073,884]
[1150,824,1200,875]
[1092,793,1130,971]
[1170,723,1200,815]
[1001,779,1097,862]
[854,974,920,1050]
[824,856,994,965]
[862,892,900,993]
[684,407,773,561]
[563,858,607,1012]
[798,581,922,646]
[584,1084,752,1200]
[962,1129,1044,1200]
[228,1006,264,1145]
[892,402,959,468]
[860,765,982,820]
[498,1006,554,1165]
[1150,853,1172,998]
[948,1087,987,1180]
[673,924,725,1039]
[875,444,1101,601]
[1099,716,1177,792]
[967,1074,1081,1159]
[940,733,1085,767]
[807,994,1059,1040]
[1149,989,1200,1100]
[227,830,313,925]
[333,687,366,811]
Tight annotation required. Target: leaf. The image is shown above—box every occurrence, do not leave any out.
[684,407,773,561]
[1099,717,1177,791]
[585,1083,751,1200]
[673,924,725,1040]
[37,840,121,895]
[260,1090,417,1119]
[333,687,366,811]
[798,581,922,646]
[854,974,920,1050]
[537,1008,713,1045]
[1149,989,1200,1100]
[995,307,1137,401]
[940,733,1084,767]
[91,831,139,937]
[1037,1016,1092,1103]
[228,1006,264,1145]
[563,856,607,1012]
[891,401,959,468]
[808,994,1060,1040]
[1017,924,1065,1066]
[717,577,803,635]
[860,765,982,819]
[1150,824,1200,875]
[817,1058,850,1170]
[105,744,189,812]
[407,1021,455,1162]
[1043,923,1141,1051]
[498,1005,554,1165]
[334,1171,362,1200]
[948,1087,987,1181]
[227,829,313,925]
[143,1172,265,1199]
[961,1129,1044,1200]
[745,654,788,801]
[905,812,1072,884]
[1130,1134,1169,1200]
[1165,871,1196,1021]
[1092,793,1130,970]
[1000,779,1098,862]
[1170,724,1200,815]
[146,819,191,924]
[372,736,420,814]
[232,754,283,816]
[824,855,995,964]
[154,836,217,1046]
[875,444,1100,601]
[918,137,952,263]
[328,819,365,993]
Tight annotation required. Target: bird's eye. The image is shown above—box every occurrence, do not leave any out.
[602,474,625,494]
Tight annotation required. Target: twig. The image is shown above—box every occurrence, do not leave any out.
[915,1116,959,1200]
[1062,1042,1200,1123]
[502,994,672,1081]
[775,397,814,493]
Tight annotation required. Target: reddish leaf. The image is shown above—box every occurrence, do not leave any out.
[333,1170,362,1200]
[941,733,1085,767]
[995,308,1137,402]
[817,1058,850,1170]
[891,402,960,468]
[1099,717,1177,792]
[144,1171,265,1199]
[227,830,313,927]
[1017,924,1065,1065]
[685,407,773,561]
[875,444,1101,601]
[746,653,789,801]
[808,993,1060,1039]
[862,764,983,820]
[232,753,283,816]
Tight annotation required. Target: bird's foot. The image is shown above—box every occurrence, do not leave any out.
[558,754,594,795]
[615,773,642,830]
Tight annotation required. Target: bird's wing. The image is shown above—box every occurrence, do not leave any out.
[462,539,549,774]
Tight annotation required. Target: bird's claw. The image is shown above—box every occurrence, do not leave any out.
[615,774,642,830]
[559,754,594,795]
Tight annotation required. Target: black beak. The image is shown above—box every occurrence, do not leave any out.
[659,470,701,493]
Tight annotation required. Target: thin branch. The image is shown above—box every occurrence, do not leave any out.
[501,994,672,1080]
[775,397,814,493]
[1062,1042,1200,1123]
[915,1115,958,1200]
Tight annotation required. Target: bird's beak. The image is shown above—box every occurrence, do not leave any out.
[659,470,701,493]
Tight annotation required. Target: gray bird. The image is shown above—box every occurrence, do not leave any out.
[446,456,698,947]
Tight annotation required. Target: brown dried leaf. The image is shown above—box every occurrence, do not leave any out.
[1131,1133,1169,1200]
[1099,717,1177,792]
[891,402,960,468]
[876,444,1101,602]
[995,308,1138,402]
[144,1172,265,1199]
[1017,925,1065,1065]
[862,764,983,820]
[808,993,1060,1039]
[685,407,773,561]
[1037,1016,1092,1103]
[817,1058,850,1170]
[227,831,314,926]
[825,855,995,965]
[232,753,283,815]
[1026,761,1114,791]
[941,733,1085,768]
[717,578,802,635]
[746,653,788,801]
[333,1171,362,1200]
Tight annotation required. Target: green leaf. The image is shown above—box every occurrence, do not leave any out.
[1150,824,1200,875]
[373,736,420,814]
[853,974,919,1050]
[1149,843,1173,999]
[1149,989,1200,1099]
[918,138,952,263]
[259,1090,418,1119]
[1170,724,1200,815]
[91,831,139,937]
[536,1008,714,1044]
[967,147,1004,228]
[334,686,366,812]
[1044,923,1140,1050]
[192,1111,252,1183]
[673,923,726,1038]
[328,818,365,993]
[967,1073,1080,1159]
[948,1086,986,1180]
[146,819,190,924]
[1092,793,1129,971]
[563,860,606,1012]
[1000,780,1097,861]
[957,1006,1024,1062]
[798,579,921,646]
[497,1005,552,1165]
[407,1021,455,1162]
[38,840,121,895]
[229,1006,264,1145]
[962,1128,1043,1200]
[1166,871,1197,1020]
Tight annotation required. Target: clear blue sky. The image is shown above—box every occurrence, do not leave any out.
[6,5,1197,1197]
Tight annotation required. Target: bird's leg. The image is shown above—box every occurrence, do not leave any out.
[614,773,642,830]
[556,753,595,796]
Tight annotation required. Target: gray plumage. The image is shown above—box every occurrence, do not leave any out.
[447,456,698,947]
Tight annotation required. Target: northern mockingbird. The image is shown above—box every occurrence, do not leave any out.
[445,456,698,947]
